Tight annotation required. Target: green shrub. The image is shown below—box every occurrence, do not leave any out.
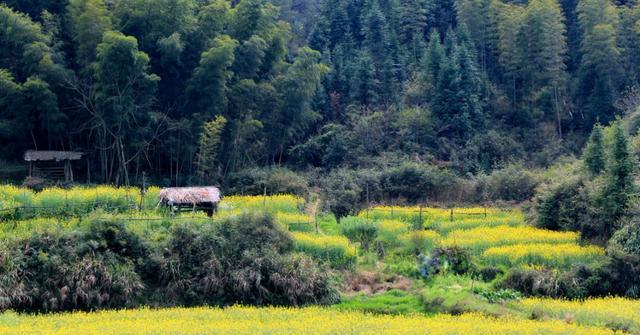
[379,162,455,203]
[324,169,362,224]
[159,212,338,306]
[475,266,504,282]
[460,131,525,174]
[477,164,540,202]
[340,217,378,251]
[533,176,586,231]
[6,230,145,312]
[419,246,474,277]
[610,216,640,256]
[473,287,521,303]
[398,230,440,255]
[0,212,339,312]
[0,245,26,311]
[499,268,569,298]
[224,167,309,197]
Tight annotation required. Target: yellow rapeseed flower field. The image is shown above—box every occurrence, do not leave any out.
[442,225,580,252]
[292,232,357,267]
[482,243,605,267]
[220,194,304,214]
[517,297,640,333]
[0,306,625,335]
[430,215,524,234]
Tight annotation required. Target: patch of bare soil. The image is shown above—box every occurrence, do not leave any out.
[343,271,412,296]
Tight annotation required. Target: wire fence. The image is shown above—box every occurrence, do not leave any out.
[361,206,492,222]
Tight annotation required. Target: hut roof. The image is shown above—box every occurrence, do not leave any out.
[24,150,84,162]
[159,187,221,205]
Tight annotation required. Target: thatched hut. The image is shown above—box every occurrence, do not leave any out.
[159,186,221,216]
[24,150,85,182]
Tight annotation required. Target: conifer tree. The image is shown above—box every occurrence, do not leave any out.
[583,123,605,175]
[598,123,635,238]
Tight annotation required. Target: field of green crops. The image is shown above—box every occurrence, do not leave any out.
[0,185,635,334]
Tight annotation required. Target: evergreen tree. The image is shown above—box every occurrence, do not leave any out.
[351,51,379,106]
[420,29,444,98]
[432,31,483,143]
[599,123,635,238]
[583,123,605,174]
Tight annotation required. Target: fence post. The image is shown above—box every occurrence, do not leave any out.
[450,208,454,222]
[419,205,423,230]
[315,213,319,234]
[484,207,487,218]
[262,184,267,209]
[139,171,146,211]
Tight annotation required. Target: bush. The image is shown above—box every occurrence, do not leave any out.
[379,162,456,203]
[159,212,338,306]
[475,266,504,282]
[323,169,362,223]
[500,268,568,298]
[399,230,440,255]
[0,212,339,312]
[460,131,525,173]
[6,230,145,312]
[419,246,474,278]
[224,167,309,197]
[609,216,640,256]
[473,287,521,303]
[476,164,539,202]
[584,251,640,298]
[340,217,378,251]
[533,177,587,231]
[500,251,640,299]
[0,245,27,311]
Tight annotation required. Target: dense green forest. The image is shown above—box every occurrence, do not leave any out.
[1,0,640,187]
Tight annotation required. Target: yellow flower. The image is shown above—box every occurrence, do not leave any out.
[0,307,624,335]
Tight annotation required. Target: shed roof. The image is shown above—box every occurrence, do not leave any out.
[159,187,221,205]
[24,150,85,162]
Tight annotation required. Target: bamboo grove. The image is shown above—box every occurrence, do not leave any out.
[2,0,640,184]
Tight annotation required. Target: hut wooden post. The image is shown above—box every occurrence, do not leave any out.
[64,160,71,182]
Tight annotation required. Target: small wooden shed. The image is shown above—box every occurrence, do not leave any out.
[24,150,85,182]
[159,186,222,216]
